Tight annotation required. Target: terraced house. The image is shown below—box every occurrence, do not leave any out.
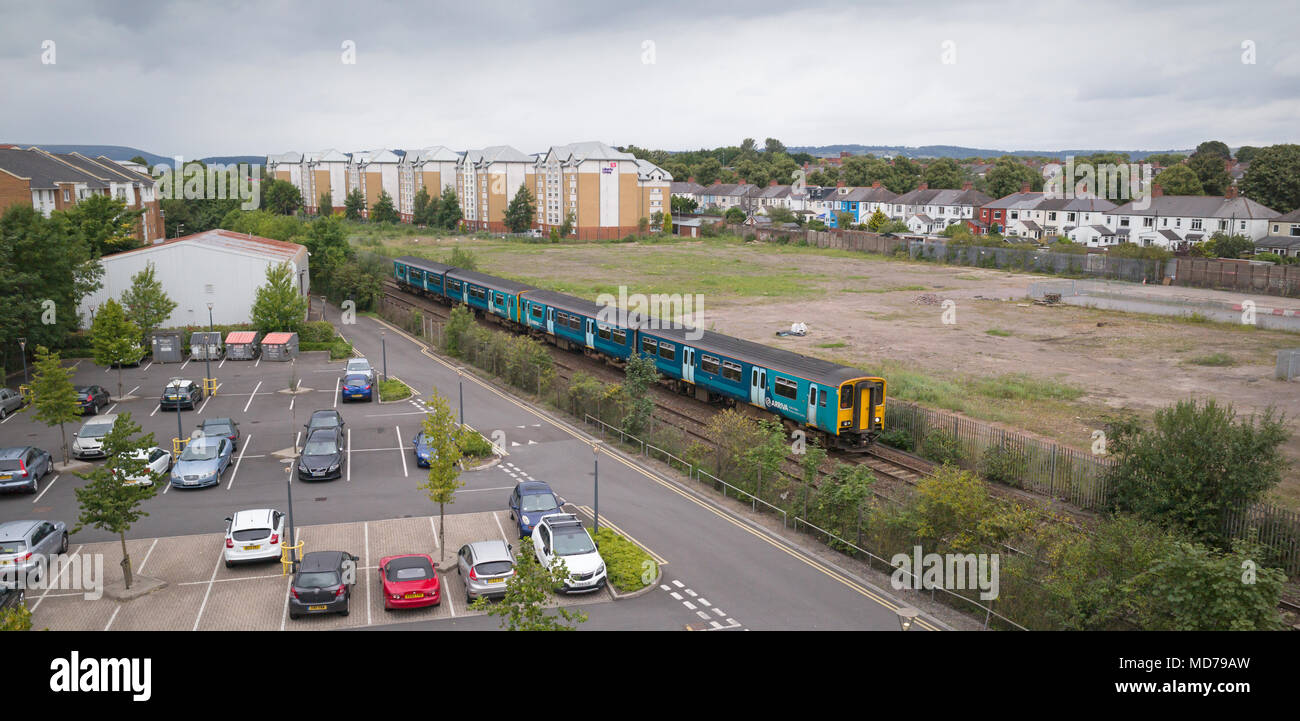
[887,183,992,234]
[1103,185,1278,250]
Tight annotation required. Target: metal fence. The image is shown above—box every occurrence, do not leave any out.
[909,239,1166,282]
[1276,349,1300,381]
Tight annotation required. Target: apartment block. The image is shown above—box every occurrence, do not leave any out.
[397,146,460,221]
[459,145,533,231]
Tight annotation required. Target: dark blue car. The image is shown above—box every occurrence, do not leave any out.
[411,431,435,468]
[341,373,373,402]
[507,481,566,538]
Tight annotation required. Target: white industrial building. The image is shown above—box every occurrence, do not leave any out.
[78,229,310,329]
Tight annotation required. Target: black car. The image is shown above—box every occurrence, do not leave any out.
[160,379,203,410]
[298,428,344,481]
[304,409,345,436]
[288,551,357,619]
[198,417,241,451]
[74,385,110,415]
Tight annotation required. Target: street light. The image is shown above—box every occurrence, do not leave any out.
[286,462,298,569]
[457,367,465,427]
[896,606,920,631]
[592,442,601,532]
[381,330,387,381]
[204,302,214,397]
[17,337,27,386]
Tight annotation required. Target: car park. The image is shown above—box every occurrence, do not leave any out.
[0,585,23,613]
[411,431,435,467]
[169,436,233,488]
[71,414,119,460]
[159,378,203,410]
[456,540,516,603]
[297,428,344,481]
[507,481,565,538]
[110,344,149,368]
[378,553,441,610]
[74,385,110,415]
[0,388,24,420]
[340,373,373,402]
[0,520,68,587]
[223,509,286,567]
[198,417,241,451]
[0,447,52,494]
[288,550,358,619]
[116,446,171,486]
[305,409,344,436]
[532,513,606,594]
[345,358,375,382]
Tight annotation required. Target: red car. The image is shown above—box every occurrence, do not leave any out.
[379,554,441,610]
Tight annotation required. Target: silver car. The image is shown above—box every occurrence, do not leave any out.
[0,519,68,587]
[345,358,374,381]
[71,413,119,459]
[456,540,516,603]
[0,389,23,420]
[169,436,233,488]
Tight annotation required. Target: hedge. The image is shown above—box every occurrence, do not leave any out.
[590,527,656,593]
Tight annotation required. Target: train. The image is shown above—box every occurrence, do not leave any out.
[392,255,886,450]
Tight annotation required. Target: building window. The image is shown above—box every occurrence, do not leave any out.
[1191,219,1203,231]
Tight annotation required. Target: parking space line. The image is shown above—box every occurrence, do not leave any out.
[104,606,121,631]
[106,404,118,414]
[191,548,225,631]
[429,516,438,549]
[493,512,510,544]
[364,522,371,626]
[242,380,262,413]
[142,361,153,372]
[445,578,456,618]
[136,538,159,574]
[280,577,291,631]
[346,429,351,482]
[198,390,213,414]
[0,413,13,424]
[31,474,59,504]
[461,485,512,494]
[178,572,287,586]
[396,426,407,477]
[219,358,226,369]
[181,359,190,370]
[31,545,81,612]
[255,357,261,368]
[333,377,339,408]
[226,435,251,490]
[127,385,139,396]
[150,404,160,417]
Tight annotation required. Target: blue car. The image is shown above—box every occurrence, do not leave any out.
[341,373,373,402]
[411,431,435,468]
[507,481,566,538]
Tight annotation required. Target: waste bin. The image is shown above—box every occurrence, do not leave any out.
[190,332,223,360]
[150,331,185,363]
[225,331,261,360]
[262,332,299,361]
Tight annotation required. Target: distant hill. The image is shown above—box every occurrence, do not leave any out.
[786,144,1194,160]
[6,144,264,170]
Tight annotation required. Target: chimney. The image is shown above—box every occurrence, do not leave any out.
[738,179,745,185]
[1152,183,1163,198]
[962,181,972,191]
[918,182,928,191]
[1225,185,1238,199]
[688,176,696,184]
[769,179,777,186]
[840,151,850,158]
[871,181,882,189]
[836,180,845,188]
[1020,182,1031,193]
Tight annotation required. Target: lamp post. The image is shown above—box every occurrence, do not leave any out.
[457,367,464,428]
[204,302,214,396]
[381,330,387,381]
[592,442,601,532]
[17,337,27,386]
[286,462,298,569]
[895,606,920,631]
[320,296,326,322]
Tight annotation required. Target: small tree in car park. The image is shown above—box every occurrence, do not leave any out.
[251,261,308,335]
[72,412,161,590]
[418,390,464,561]
[470,546,587,631]
[90,298,142,400]
[30,345,80,464]
[120,261,177,345]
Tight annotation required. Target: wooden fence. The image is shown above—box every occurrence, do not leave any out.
[1173,258,1300,297]
[726,224,912,255]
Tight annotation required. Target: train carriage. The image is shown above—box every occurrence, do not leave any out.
[443,268,535,324]
[393,256,452,299]
[519,290,638,360]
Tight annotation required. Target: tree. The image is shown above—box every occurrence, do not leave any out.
[662,211,672,234]
[443,305,474,356]
[671,196,698,215]
[417,391,464,561]
[985,156,1041,198]
[30,346,79,464]
[120,262,176,344]
[1234,146,1260,164]
[301,216,351,293]
[836,211,856,229]
[1144,153,1187,167]
[1128,541,1285,630]
[841,155,892,187]
[1187,142,1233,196]
[621,354,658,437]
[1152,164,1203,195]
[1195,140,1231,159]
[129,155,148,167]
[470,540,587,630]
[412,186,439,226]
[922,158,964,189]
[343,189,366,220]
[724,207,746,224]
[558,210,574,237]
[767,207,797,225]
[866,208,889,231]
[435,185,462,230]
[764,138,786,155]
[318,191,333,217]
[745,419,787,500]
[693,158,722,186]
[1106,400,1288,548]
[0,205,103,356]
[370,190,399,224]
[62,193,145,256]
[503,186,536,233]
[90,298,142,399]
[72,412,160,589]
[261,179,303,216]
[250,261,308,335]
[1204,232,1254,259]
[1239,144,1300,214]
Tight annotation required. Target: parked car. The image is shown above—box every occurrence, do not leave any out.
[115,446,171,486]
[288,550,358,619]
[223,509,286,567]
[297,428,344,481]
[305,409,345,437]
[340,373,373,403]
[532,513,606,594]
[198,417,240,451]
[159,378,203,410]
[168,436,233,489]
[456,540,516,603]
[507,481,565,538]
[71,414,119,460]
[345,358,374,382]
[110,344,148,368]
[378,553,441,611]
[0,520,68,587]
[0,388,24,420]
[74,385,110,415]
[411,431,435,468]
[0,447,52,494]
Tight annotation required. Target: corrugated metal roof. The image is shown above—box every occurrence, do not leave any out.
[104,229,304,263]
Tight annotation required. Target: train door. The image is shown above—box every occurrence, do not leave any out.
[585,319,595,348]
[461,282,469,304]
[681,347,695,384]
[750,367,767,407]
[807,384,819,425]
[851,380,884,430]
[546,308,555,334]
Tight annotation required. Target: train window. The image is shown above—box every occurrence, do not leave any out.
[530,305,543,320]
[721,360,742,382]
[774,377,798,400]
[469,286,486,301]
[569,315,582,331]
[447,279,462,293]
[494,292,505,305]
[597,325,611,341]
[818,388,828,407]
[701,355,720,374]
[840,385,853,409]
[612,329,627,345]
[658,342,676,361]
[641,337,658,354]
[556,311,569,326]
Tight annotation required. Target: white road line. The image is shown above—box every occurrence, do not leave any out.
[696,610,710,620]
[126,385,140,396]
[396,426,408,477]
[660,584,671,591]
[493,512,511,544]
[136,538,159,574]
[461,485,513,494]
[289,394,294,412]
[671,580,684,588]
[0,414,12,424]
[31,474,60,504]
[697,597,711,607]
[685,588,697,597]
[710,620,723,629]
[445,579,456,618]
[364,522,371,627]
[162,481,170,494]
[226,435,251,490]
[105,403,118,414]
[669,591,682,600]
[181,359,190,370]
[104,606,121,631]
[712,607,727,617]
[429,516,439,549]
[177,573,290,586]
[280,577,292,631]
[255,357,261,368]
[683,600,697,610]
[191,548,225,631]
[150,404,160,417]
[333,377,339,408]
[198,391,213,414]
[31,545,81,611]
[219,357,226,369]
[142,361,153,371]
[242,380,262,413]
[346,428,352,482]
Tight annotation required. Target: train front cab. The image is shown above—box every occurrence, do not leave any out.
[836,376,886,448]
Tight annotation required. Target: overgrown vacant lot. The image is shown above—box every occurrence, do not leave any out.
[370,233,1300,507]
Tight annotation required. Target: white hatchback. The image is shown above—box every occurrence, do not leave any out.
[117,446,171,486]
[223,509,286,567]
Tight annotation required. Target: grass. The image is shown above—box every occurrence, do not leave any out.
[1188,352,1236,366]
[377,377,413,402]
[985,329,1012,337]
[815,342,847,348]
[845,284,929,294]
[590,527,656,593]
[970,373,1084,402]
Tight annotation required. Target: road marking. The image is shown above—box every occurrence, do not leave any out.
[104,606,121,631]
[333,377,339,408]
[709,620,722,629]
[712,607,726,617]
[199,390,213,414]
[696,610,710,620]
[105,404,118,414]
[461,485,512,494]
[364,522,371,627]
[191,548,224,631]
[181,359,190,370]
[493,512,510,544]
[683,600,696,610]
[445,579,456,618]
[280,577,292,631]
[685,588,697,597]
[396,426,407,477]
[697,597,711,607]
[346,428,352,482]
[136,538,159,574]
[671,580,684,588]
[255,357,261,368]
[31,474,59,504]
[670,591,682,600]
[242,380,262,413]
[142,361,153,372]
[31,544,81,611]
[150,404,160,417]
[127,385,140,396]
[226,435,251,490]
[429,516,439,549]
[219,357,226,369]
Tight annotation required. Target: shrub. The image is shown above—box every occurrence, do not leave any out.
[377,378,412,401]
[979,443,1028,487]
[920,429,964,466]
[590,527,656,593]
[299,321,336,344]
[876,427,914,452]
[456,427,496,457]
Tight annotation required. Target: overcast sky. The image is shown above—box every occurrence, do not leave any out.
[2,0,1297,158]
